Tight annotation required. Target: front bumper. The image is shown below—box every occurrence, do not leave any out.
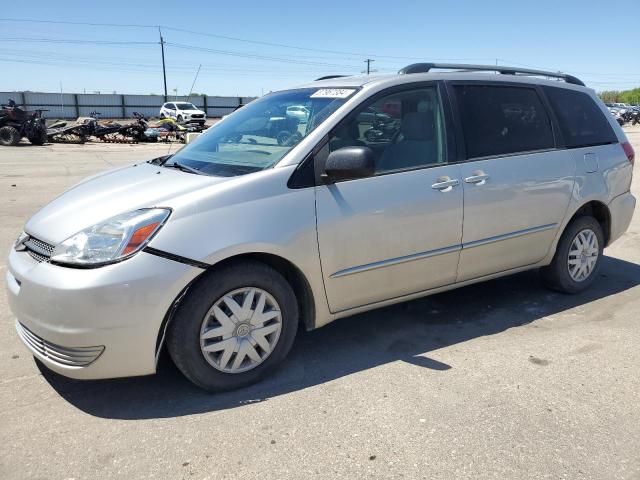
[6,247,201,379]
[608,191,636,245]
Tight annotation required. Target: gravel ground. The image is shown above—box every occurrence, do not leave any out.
[1,127,639,480]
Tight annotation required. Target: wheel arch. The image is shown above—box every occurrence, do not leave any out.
[567,199,611,246]
[155,252,316,361]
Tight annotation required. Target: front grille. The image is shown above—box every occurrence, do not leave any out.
[16,321,104,367]
[190,114,204,118]
[23,236,54,263]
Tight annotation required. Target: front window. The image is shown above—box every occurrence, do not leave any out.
[328,87,446,174]
[176,103,198,111]
[168,87,357,176]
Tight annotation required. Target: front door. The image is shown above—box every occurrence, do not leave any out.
[315,85,464,312]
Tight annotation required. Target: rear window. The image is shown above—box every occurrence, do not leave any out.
[453,85,555,159]
[543,87,617,148]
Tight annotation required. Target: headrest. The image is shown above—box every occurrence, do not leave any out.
[401,112,435,141]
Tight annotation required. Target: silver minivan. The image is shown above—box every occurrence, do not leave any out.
[7,63,636,391]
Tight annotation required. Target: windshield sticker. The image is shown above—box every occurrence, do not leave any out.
[310,88,356,99]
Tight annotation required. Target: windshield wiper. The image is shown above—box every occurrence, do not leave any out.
[148,154,173,165]
[164,161,205,175]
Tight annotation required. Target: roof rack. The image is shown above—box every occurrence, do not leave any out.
[315,75,349,81]
[398,63,585,86]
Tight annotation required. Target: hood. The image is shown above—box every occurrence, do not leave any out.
[183,109,205,115]
[25,162,230,244]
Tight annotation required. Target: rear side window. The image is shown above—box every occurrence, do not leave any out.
[453,85,554,159]
[543,87,617,148]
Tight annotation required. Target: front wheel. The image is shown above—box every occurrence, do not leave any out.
[541,216,604,293]
[167,260,299,391]
[0,126,20,146]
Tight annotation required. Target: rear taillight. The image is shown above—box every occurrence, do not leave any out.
[622,142,635,166]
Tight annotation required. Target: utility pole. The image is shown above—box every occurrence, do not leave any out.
[159,27,168,98]
[364,58,375,75]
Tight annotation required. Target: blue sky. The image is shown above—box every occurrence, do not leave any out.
[1,0,638,96]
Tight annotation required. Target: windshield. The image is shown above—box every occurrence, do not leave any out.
[168,87,357,176]
[176,103,198,110]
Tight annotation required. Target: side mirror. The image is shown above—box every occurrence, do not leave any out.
[322,146,376,184]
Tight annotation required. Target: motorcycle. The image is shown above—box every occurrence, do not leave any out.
[621,110,636,124]
[119,112,153,142]
[0,100,48,146]
[82,111,124,139]
[363,113,400,142]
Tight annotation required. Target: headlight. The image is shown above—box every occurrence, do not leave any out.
[14,232,29,251]
[50,208,171,266]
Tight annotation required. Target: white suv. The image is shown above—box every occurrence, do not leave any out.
[159,102,207,125]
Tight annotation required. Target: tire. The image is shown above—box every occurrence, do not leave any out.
[0,126,20,146]
[276,130,291,146]
[160,113,165,119]
[167,260,299,392]
[541,216,604,294]
[29,129,47,146]
[177,115,183,123]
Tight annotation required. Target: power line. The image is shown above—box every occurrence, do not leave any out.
[0,48,357,75]
[0,17,507,63]
[0,18,636,87]
[0,17,157,28]
[165,42,363,69]
[0,36,155,45]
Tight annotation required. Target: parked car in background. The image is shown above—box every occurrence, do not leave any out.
[160,102,207,126]
[7,63,636,392]
[286,105,310,123]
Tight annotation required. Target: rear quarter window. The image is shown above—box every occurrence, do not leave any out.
[543,87,617,148]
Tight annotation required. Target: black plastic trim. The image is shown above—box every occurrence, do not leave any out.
[143,247,210,269]
[287,151,316,189]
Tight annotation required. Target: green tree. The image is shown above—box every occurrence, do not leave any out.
[598,87,640,104]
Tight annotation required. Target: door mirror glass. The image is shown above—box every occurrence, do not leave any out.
[322,146,376,183]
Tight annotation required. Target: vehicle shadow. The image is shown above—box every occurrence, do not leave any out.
[38,255,640,420]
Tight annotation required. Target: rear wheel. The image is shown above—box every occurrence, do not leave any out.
[0,126,20,146]
[167,260,299,391]
[541,216,604,293]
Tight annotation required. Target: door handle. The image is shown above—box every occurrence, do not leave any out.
[431,177,460,192]
[464,171,490,185]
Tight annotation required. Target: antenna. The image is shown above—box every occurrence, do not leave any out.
[187,64,202,102]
